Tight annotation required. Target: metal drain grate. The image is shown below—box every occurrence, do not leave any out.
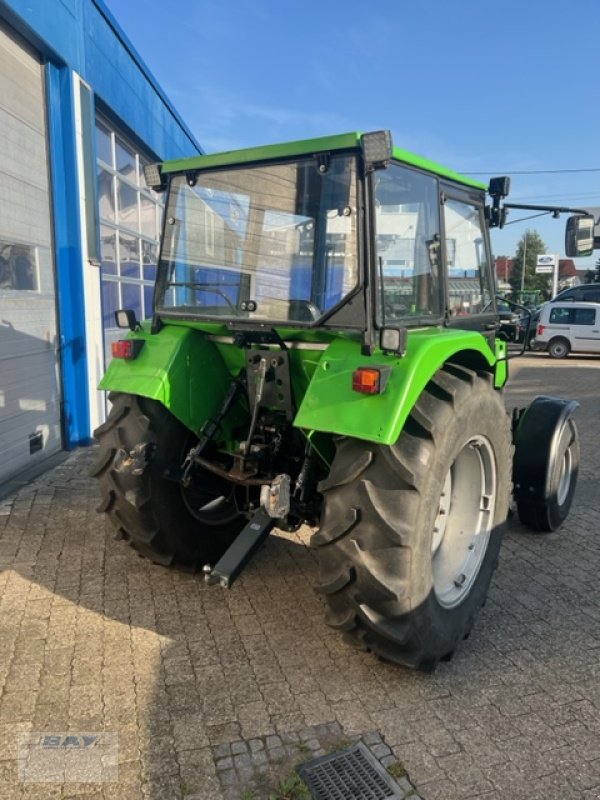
[298,741,405,799]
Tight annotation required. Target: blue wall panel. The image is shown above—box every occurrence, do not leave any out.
[0,0,82,67]
[46,63,91,447]
[81,1,199,159]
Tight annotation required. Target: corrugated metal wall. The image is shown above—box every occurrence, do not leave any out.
[0,21,62,483]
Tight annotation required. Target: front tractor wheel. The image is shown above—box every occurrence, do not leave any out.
[516,418,579,531]
[514,403,579,533]
[312,365,512,671]
[91,393,246,568]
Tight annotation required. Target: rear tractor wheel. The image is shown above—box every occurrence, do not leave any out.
[312,365,512,671]
[91,393,246,567]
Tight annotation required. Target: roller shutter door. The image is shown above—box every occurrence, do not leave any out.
[0,21,62,484]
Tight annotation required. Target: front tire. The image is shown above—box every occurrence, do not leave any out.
[516,417,579,532]
[312,365,512,670]
[91,393,245,567]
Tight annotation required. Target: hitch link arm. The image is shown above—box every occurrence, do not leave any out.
[181,372,244,485]
[203,508,275,589]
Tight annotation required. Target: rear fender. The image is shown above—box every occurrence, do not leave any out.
[513,395,579,504]
[294,328,501,445]
[98,326,239,436]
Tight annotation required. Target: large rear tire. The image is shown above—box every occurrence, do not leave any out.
[91,393,246,567]
[312,365,512,671]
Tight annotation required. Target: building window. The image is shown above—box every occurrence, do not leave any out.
[95,116,163,363]
[0,241,39,290]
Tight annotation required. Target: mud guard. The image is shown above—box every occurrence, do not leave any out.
[512,396,580,532]
[294,329,502,446]
[97,325,245,438]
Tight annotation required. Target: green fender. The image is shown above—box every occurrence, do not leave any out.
[99,323,507,449]
[294,328,507,445]
[98,325,236,436]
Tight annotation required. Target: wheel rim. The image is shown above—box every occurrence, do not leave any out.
[556,444,573,507]
[551,341,567,357]
[431,435,497,609]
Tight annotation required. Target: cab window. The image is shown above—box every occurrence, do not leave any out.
[373,164,442,325]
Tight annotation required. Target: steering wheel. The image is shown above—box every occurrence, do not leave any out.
[288,299,321,322]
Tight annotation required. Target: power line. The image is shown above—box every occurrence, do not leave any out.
[465,167,600,175]
[511,191,600,202]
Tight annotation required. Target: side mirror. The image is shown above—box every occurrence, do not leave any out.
[488,176,511,198]
[565,215,595,257]
[115,308,141,331]
[487,176,511,228]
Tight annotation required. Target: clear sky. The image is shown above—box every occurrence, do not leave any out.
[105,0,600,268]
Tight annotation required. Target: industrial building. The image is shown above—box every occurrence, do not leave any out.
[0,0,201,489]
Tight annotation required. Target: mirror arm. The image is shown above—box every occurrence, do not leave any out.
[503,202,591,216]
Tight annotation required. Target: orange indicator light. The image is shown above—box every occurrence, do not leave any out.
[352,367,382,395]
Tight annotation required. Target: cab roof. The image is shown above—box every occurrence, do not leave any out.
[161,131,487,191]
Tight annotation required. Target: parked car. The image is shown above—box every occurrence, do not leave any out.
[532,301,600,358]
[517,306,542,347]
[552,283,600,303]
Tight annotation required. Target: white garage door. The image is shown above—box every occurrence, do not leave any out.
[0,21,62,485]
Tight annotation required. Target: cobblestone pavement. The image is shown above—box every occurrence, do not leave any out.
[0,353,599,800]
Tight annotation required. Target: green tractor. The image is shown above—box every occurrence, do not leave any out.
[92,131,592,670]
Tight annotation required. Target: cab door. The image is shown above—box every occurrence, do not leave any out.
[439,184,495,330]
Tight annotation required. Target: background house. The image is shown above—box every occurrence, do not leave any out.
[494,256,580,297]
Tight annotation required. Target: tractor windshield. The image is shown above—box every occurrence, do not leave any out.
[156,155,359,324]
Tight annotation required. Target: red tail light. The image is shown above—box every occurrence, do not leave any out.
[537,324,545,336]
[111,339,144,360]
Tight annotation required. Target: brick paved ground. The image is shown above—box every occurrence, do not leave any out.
[0,353,599,800]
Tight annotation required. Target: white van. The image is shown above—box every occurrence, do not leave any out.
[533,301,600,358]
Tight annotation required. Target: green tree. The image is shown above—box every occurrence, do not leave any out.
[509,229,551,297]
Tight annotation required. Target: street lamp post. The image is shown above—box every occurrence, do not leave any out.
[520,235,527,297]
